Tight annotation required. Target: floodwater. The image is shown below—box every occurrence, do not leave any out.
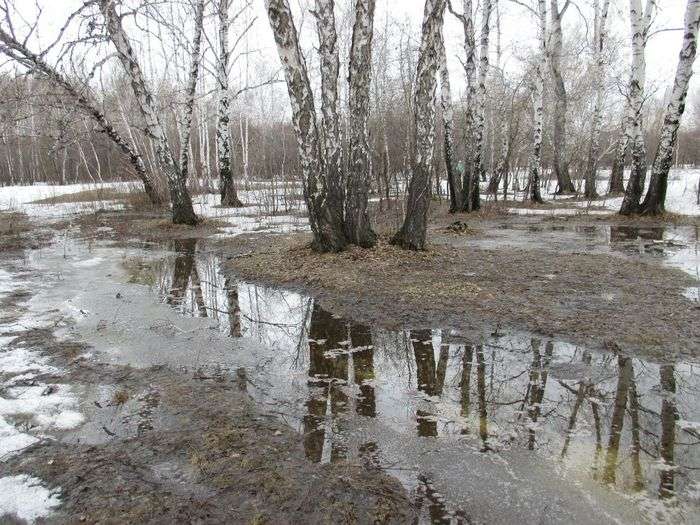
[116,231,699,524]
[444,221,700,302]
[2,218,699,523]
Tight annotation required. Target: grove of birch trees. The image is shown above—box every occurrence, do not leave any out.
[0,0,699,249]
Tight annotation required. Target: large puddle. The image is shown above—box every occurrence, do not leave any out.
[116,234,700,523]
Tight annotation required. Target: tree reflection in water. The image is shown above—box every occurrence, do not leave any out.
[153,242,700,519]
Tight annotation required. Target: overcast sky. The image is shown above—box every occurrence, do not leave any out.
[15,0,696,107]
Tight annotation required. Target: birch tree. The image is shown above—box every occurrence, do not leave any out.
[0,3,164,206]
[583,0,611,199]
[640,0,700,214]
[345,0,377,247]
[608,122,628,194]
[314,0,345,234]
[178,0,205,183]
[391,0,447,251]
[437,29,461,212]
[470,0,492,210]
[620,0,655,215]
[218,0,244,207]
[548,0,576,194]
[264,0,347,251]
[527,0,547,203]
[449,0,478,212]
[98,0,198,225]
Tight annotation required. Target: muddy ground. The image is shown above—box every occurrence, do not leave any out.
[4,199,698,523]
[70,203,700,362]
[0,213,412,524]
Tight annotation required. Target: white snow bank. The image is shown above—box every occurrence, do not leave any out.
[0,347,58,376]
[0,418,39,461]
[0,385,84,432]
[0,181,132,208]
[0,474,60,522]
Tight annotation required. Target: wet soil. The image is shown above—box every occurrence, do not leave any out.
[218,223,699,362]
[0,213,412,524]
[64,205,700,360]
[3,347,410,524]
[5,203,699,523]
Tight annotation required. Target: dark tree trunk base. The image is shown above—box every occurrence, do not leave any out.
[170,182,199,226]
[584,188,599,200]
[311,235,348,253]
[345,223,377,249]
[143,179,166,207]
[390,229,425,251]
[608,166,625,194]
[221,194,245,208]
[171,207,199,226]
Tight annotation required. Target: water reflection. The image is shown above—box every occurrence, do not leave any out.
[147,240,700,522]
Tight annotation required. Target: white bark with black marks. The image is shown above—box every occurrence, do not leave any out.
[641,0,700,214]
[345,0,377,247]
[450,0,478,211]
[548,0,576,194]
[437,29,461,212]
[265,0,347,252]
[314,0,345,232]
[620,0,655,214]
[584,0,611,199]
[528,0,547,203]
[99,0,197,224]
[217,0,243,207]
[392,0,447,251]
[471,0,492,209]
[178,0,205,183]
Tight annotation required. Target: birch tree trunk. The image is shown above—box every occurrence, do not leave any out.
[315,0,345,234]
[391,0,447,250]
[620,0,654,214]
[451,0,478,212]
[178,0,205,183]
[218,0,244,207]
[549,0,576,194]
[99,0,197,225]
[345,0,377,247]
[437,29,461,212]
[584,0,611,199]
[528,0,547,203]
[608,126,628,194]
[265,0,347,252]
[0,26,164,206]
[640,0,700,214]
[470,0,492,210]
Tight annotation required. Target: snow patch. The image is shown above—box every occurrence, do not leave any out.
[0,385,84,432]
[0,418,38,460]
[0,474,60,522]
[0,347,58,376]
[73,257,104,268]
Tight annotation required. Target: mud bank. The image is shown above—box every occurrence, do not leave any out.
[68,208,700,361]
[220,230,699,361]
[6,207,699,524]
[0,215,411,524]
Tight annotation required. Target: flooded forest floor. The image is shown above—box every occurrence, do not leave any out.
[1,200,700,524]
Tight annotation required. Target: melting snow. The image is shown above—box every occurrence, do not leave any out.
[0,475,60,522]
[0,418,39,460]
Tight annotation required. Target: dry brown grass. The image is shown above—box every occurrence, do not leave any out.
[225,225,700,358]
[112,389,130,406]
[0,211,30,236]
[31,187,134,204]
[30,185,165,211]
